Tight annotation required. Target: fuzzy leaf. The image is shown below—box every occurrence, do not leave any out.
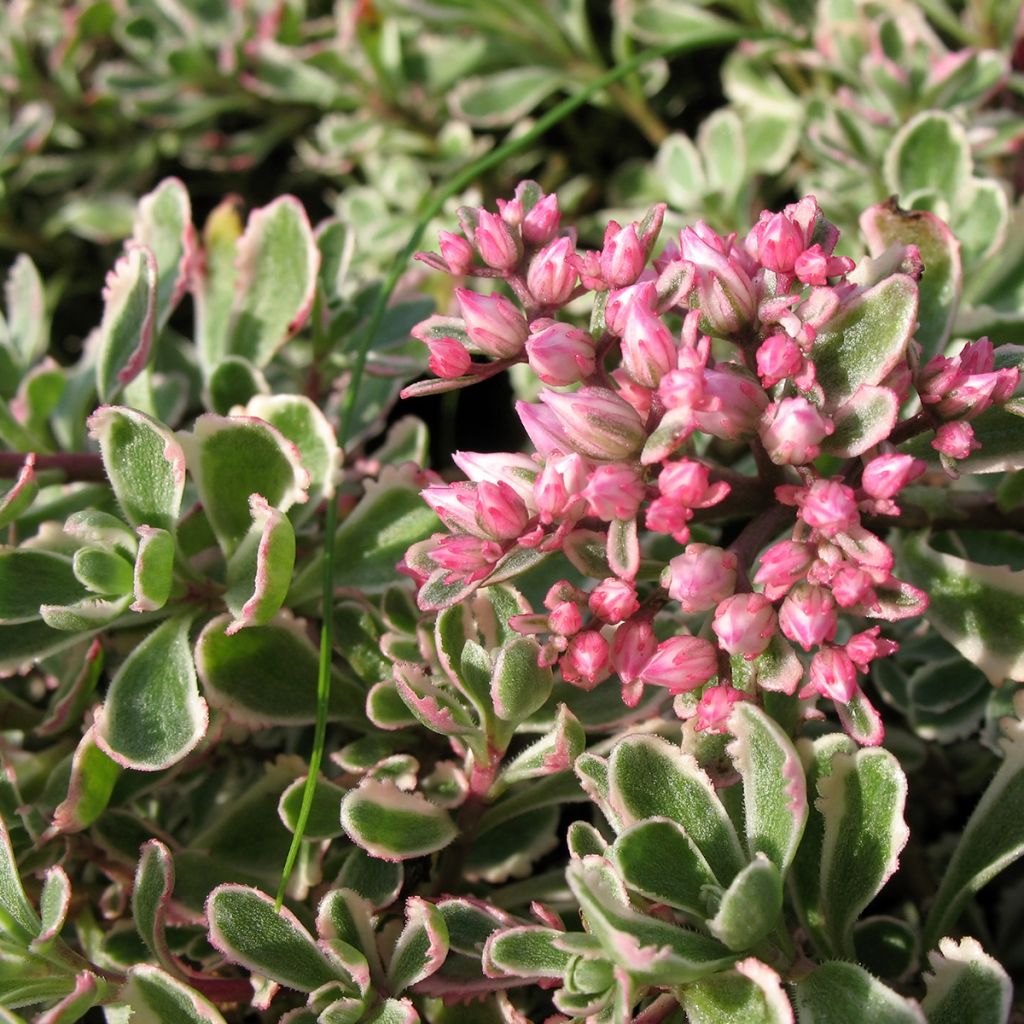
[39,594,131,632]
[727,701,807,875]
[920,937,1011,1024]
[610,818,718,916]
[924,691,1024,947]
[884,111,972,206]
[132,178,194,330]
[817,748,909,957]
[448,67,563,127]
[88,406,186,533]
[195,614,364,726]
[387,897,449,993]
[809,274,917,411]
[0,455,38,529]
[499,704,585,784]
[122,965,228,1024]
[278,775,347,840]
[336,851,403,912]
[4,255,47,368]
[860,201,961,361]
[227,197,319,367]
[341,780,457,861]
[608,735,746,884]
[708,855,783,951]
[0,550,87,624]
[896,533,1024,685]
[682,957,795,1024]
[207,885,342,993]
[491,635,553,723]
[0,817,40,940]
[195,197,243,371]
[33,866,71,949]
[900,403,1024,475]
[795,962,925,1023]
[824,385,900,457]
[50,725,121,834]
[72,546,133,596]
[132,527,175,612]
[95,614,207,771]
[132,841,176,972]
[96,245,157,401]
[224,494,296,634]
[482,927,572,980]
[33,972,101,1024]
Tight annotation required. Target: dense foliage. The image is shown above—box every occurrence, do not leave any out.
[1,2,1024,1023]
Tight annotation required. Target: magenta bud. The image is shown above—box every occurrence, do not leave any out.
[861,453,926,500]
[756,333,803,387]
[526,236,578,306]
[474,209,521,270]
[712,592,777,659]
[664,544,737,613]
[801,646,858,703]
[759,396,834,465]
[620,303,677,387]
[438,231,475,275]
[422,482,487,537]
[429,535,505,584]
[600,220,646,288]
[548,600,583,636]
[748,210,806,274]
[753,540,814,600]
[525,319,595,386]
[692,365,769,440]
[426,336,472,379]
[845,626,898,668]
[538,387,646,462]
[677,221,757,335]
[611,619,657,684]
[639,635,719,694]
[533,452,587,522]
[932,421,981,460]
[794,245,855,286]
[798,479,860,537]
[521,192,561,245]
[456,288,528,358]
[588,577,640,624]
[694,685,750,733]
[581,463,645,522]
[563,630,611,689]
[779,583,837,651]
[475,480,530,540]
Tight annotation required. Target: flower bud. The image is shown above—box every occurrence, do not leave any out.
[748,210,806,274]
[611,619,657,684]
[692,365,768,440]
[798,479,859,536]
[639,635,719,693]
[861,453,926,500]
[563,630,610,689]
[756,333,803,387]
[533,452,587,522]
[664,544,737,613]
[453,450,538,506]
[456,288,528,358]
[429,535,504,584]
[525,320,595,386]
[527,236,578,306]
[588,577,639,624]
[548,600,583,636]
[830,566,876,608]
[474,209,521,270]
[932,421,980,460]
[694,685,749,733]
[794,245,854,286]
[475,481,530,540]
[581,463,645,521]
[778,583,837,651]
[759,397,834,465]
[521,191,561,245]
[600,220,645,288]
[426,336,472,379]
[422,482,486,537]
[438,231,474,275]
[620,303,677,387]
[677,222,757,335]
[538,387,646,462]
[753,540,814,600]
[845,626,898,669]
[801,646,858,703]
[712,593,777,659]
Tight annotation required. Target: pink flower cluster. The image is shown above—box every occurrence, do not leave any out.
[401,183,1021,744]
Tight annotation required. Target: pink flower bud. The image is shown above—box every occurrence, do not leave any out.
[456,288,528,358]
[694,685,749,733]
[429,535,504,584]
[692,365,769,441]
[748,210,805,274]
[620,303,677,387]
[794,245,854,286]
[582,463,645,521]
[453,450,538,507]
[779,583,837,651]
[527,236,578,306]
[600,220,645,288]
[756,334,803,388]
[588,577,639,624]
[664,544,737,613]
[712,593,778,659]
[426,336,472,379]
[562,630,611,689]
[438,231,474,275]
[676,222,757,335]
[645,498,694,545]
[605,280,657,336]
[474,209,521,270]
[759,397,834,466]
[658,459,729,508]
[801,646,858,703]
[521,191,561,245]
[611,619,657,684]
[861,453,926,500]
[753,540,814,600]
[932,421,980,460]
[533,453,587,522]
[517,401,574,457]
[845,626,898,669]
[538,387,646,462]
[548,600,583,636]
[639,635,719,693]
[422,481,489,537]
[525,320,595,386]
[830,566,876,608]
[798,479,859,537]
[475,481,530,540]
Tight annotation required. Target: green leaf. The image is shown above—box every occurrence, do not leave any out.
[491,635,553,723]
[88,406,186,533]
[132,178,194,330]
[132,527,175,612]
[853,916,919,982]
[657,133,707,209]
[682,957,795,1024]
[795,962,925,1023]
[335,851,403,911]
[499,704,585,785]
[924,691,1024,946]
[226,197,319,368]
[860,201,961,361]
[611,818,718,916]
[809,274,918,411]
[132,840,175,971]
[817,748,909,957]
[195,614,364,726]
[72,546,134,596]
[95,614,207,771]
[4,254,47,368]
[896,533,1024,685]
[224,494,296,634]
[920,936,1011,1024]
[884,111,972,207]
[195,197,243,372]
[50,725,121,834]
[122,965,228,1024]
[183,413,309,555]
[387,896,449,993]
[340,779,457,861]
[482,926,572,980]
[623,0,732,45]
[0,816,39,940]
[708,855,783,951]
[727,701,807,875]
[448,67,564,127]
[278,775,347,840]
[608,734,746,884]
[34,865,71,948]
[39,593,132,632]
[0,550,87,624]
[824,385,900,458]
[207,884,342,993]
[96,245,158,401]
[0,455,38,529]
